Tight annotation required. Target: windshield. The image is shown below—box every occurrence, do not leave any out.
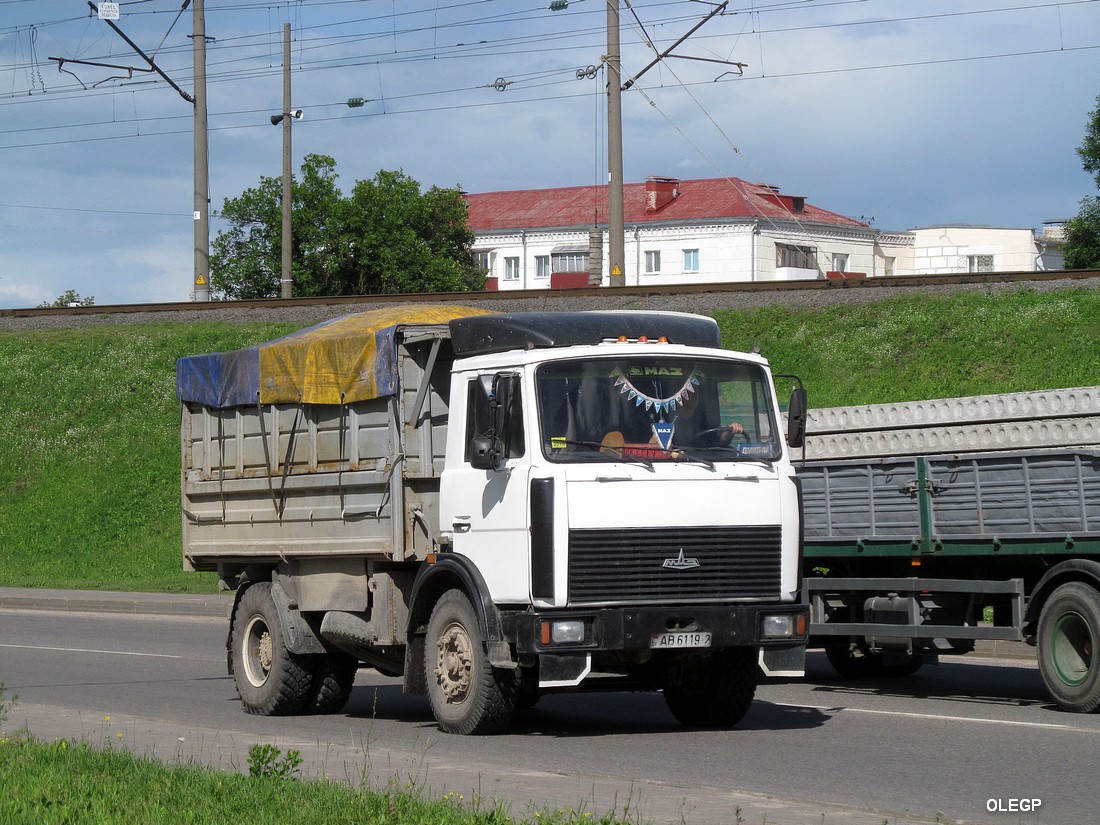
[536,355,781,464]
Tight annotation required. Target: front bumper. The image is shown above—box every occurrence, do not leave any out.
[501,603,808,655]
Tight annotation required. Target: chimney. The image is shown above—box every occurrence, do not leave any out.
[645,176,680,212]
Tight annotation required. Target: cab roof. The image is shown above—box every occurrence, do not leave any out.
[448,311,721,357]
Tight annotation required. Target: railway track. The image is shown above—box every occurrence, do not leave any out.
[3,268,1098,319]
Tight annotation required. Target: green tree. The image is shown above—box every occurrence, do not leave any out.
[1065,94,1100,269]
[340,170,484,295]
[210,155,483,299]
[38,289,94,308]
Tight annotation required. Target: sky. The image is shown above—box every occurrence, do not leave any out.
[1,0,1098,309]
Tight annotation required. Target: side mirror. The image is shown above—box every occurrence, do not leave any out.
[470,435,505,471]
[787,387,807,449]
[468,372,518,471]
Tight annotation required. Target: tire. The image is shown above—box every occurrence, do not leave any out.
[425,589,517,735]
[1037,582,1100,713]
[824,639,923,679]
[230,582,314,716]
[306,651,358,714]
[663,648,758,728]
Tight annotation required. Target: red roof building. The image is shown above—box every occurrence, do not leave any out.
[462,176,894,290]
[465,176,867,233]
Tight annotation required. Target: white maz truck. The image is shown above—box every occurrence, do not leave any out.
[177,307,808,734]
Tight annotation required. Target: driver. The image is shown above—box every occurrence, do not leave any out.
[673,383,743,447]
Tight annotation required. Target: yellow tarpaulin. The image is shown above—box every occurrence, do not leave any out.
[257,304,492,405]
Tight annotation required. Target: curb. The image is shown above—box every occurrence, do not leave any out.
[0,587,230,618]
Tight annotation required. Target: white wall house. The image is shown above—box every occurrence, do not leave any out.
[463,177,1065,290]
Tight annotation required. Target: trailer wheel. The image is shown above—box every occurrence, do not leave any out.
[663,648,758,728]
[425,590,517,734]
[306,652,358,714]
[1037,582,1100,713]
[230,582,314,716]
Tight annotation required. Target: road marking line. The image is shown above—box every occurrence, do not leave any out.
[0,643,181,659]
[774,701,1072,730]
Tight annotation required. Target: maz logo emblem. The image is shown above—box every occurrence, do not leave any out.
[662,549,700,570]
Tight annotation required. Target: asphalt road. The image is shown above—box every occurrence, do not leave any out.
[1,596,1094,825]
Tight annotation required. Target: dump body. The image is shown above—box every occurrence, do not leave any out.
[181,323,452,574]
[178,307,809,733]
[798,386,1100,711]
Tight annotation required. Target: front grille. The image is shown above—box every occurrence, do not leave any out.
[568,525,782,605]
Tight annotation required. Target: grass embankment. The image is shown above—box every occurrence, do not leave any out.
[1,287,1098,593]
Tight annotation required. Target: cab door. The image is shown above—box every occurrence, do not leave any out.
[439,372,532,603]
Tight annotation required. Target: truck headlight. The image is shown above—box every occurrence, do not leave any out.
[540,619,586,645]
[761,613,805,639]
[551,620,586,644]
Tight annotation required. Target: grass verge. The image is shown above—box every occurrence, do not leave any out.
[0,736,628,825]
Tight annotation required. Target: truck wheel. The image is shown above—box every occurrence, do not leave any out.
[425,590,517,735]
[230,582,314,716]
[663,648,758,728]
[1037,582,1100,713]
[306,652,358,714]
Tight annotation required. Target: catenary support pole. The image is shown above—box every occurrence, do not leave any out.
[606,0,625,288]
[192,0,210,302]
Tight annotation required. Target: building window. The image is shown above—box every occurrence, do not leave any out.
[884,256,896,277]
[551,251,588,273]
[831,253,848,273]
[474,251,492,274]
[683,249,699,273]
[535,255,551,278]
[645,250,661,274]
[504,256,520,281]
[776,244,816,270]
[968,254,994,273]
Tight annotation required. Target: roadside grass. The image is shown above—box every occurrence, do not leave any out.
[1,285,1097,592]
[0,684,639,825]
[0,736,626,825]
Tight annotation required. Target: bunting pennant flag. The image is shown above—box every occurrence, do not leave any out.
[612,367,701,414]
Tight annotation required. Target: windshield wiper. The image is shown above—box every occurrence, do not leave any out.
[671,451,715,470]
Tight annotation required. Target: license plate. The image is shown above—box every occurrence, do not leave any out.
[650,631,712,649]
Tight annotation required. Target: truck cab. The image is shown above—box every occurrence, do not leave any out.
[419,311,808,731]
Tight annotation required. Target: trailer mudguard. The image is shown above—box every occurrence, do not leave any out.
[1023,558,1100,631]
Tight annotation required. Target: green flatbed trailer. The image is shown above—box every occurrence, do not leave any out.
[797,386,1100,711]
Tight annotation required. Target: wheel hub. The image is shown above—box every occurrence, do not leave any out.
[435,622,473,703]
[244,616,274,688]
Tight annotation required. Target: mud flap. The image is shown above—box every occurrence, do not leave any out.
[538,653,592,688]
[759,644,805,678]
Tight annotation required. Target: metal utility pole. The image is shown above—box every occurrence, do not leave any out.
[606,0,626,288]
[280,23,293,300]
[192,0,210,302]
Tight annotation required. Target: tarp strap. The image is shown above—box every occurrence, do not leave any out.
[256,397,279,516]
[277,399,304,520]
[216,412,227,524]
[410,336,442,428]
[338,394,347,516]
